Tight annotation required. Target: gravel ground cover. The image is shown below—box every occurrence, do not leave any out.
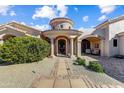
[80,55,124,83]
[0,58,56,88]
[66,57,124,86]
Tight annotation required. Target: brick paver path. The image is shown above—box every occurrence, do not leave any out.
[31,57,124,88]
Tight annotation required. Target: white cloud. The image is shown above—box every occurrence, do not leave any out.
[32,5,68,20]
[98,5,116,14]
[0,5,11,16]
[98,15,107,21]
[32,24,49,31]
[30,22,34,25]
[78,27,95,36]
[79,27,91,31]
[32,6,56,20]
[91,25,95,28]
[9,11,16,16]
[83,16,89,22]
[0,5,16,17]
[78,27,85,31]
[57,5,68,17]
[74,7,78,12]
[21,22,26,25]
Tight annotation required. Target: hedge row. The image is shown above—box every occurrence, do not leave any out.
[0,36,50,64]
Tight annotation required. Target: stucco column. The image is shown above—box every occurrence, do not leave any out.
[50,37,55,57]
[77,40,81,57]
[70,37,75,58]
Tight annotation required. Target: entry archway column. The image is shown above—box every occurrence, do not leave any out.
[70,36,76,58]
[50,37,55,58]
[77,40,81,57]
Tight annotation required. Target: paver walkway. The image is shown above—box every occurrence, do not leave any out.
[31,57,124,88]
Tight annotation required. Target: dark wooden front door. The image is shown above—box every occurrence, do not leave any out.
[58,39,66,55]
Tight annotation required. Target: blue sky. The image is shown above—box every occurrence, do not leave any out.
[0,5,124,31]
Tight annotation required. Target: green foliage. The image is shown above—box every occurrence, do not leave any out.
[75,57,86,66]
[0,36,50,64]
[88,61,104,73]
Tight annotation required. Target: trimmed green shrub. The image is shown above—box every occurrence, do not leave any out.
[75,57,86,66]
[88,61,104,73]
[0,36,50,64]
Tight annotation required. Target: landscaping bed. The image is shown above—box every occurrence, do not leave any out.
[88,61,104,73]
[73,57,104,73]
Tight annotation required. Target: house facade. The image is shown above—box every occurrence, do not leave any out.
[1,15,124,58]
[0,21,41,44]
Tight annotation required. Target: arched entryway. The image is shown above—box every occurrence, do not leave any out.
[58,39,66,55]
[55,36,69,56]
[81,39,90,53]
[81,36,101,55]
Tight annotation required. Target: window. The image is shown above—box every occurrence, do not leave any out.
[60,25,63,28]
[94,43,99,48]
[113,39,117,47]
[69,26,71,29]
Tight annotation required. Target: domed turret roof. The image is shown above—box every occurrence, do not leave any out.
[49,17,74,26]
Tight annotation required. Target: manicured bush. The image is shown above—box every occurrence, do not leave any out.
[75,57,86,66]
[88,61,104,73]
[0,36,50,64]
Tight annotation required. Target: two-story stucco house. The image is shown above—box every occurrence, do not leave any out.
[1,15,124,58]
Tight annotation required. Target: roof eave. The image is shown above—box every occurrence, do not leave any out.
[7,21,41,32]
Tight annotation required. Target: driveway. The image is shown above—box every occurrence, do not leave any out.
[31,57,124,88]
[0,56,123,88]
